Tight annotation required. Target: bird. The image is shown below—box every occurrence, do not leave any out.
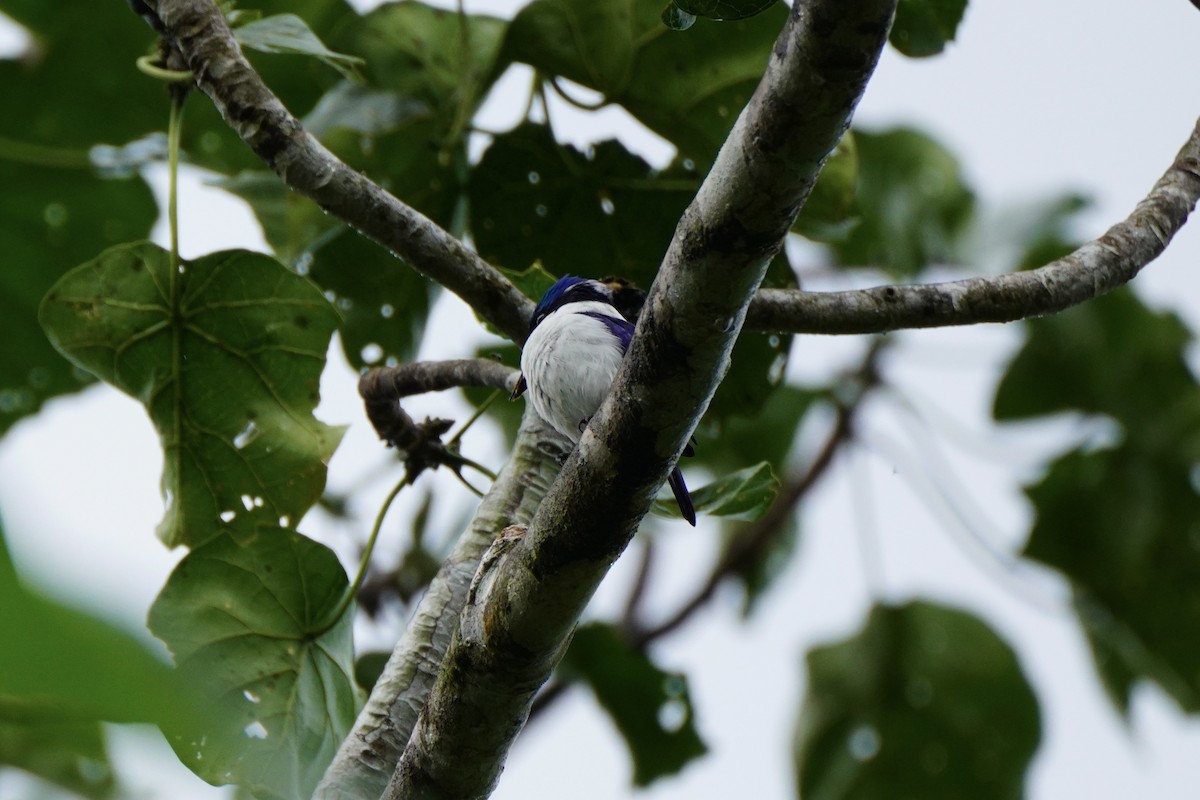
[511,276,696,526]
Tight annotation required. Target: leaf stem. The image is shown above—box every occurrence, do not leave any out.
[167,91,186,276]
[319,470,410,636]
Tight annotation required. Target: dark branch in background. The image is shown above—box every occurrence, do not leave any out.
[139,0,534,344]
[745,118,1200,334]
[385,2,898,798]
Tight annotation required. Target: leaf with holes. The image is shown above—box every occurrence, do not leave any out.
[559,623,707,786]
[39,242,343,549]
[148,527,361,799]
[796,602,1041,800]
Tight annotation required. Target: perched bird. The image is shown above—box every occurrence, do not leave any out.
[512,276,696,526]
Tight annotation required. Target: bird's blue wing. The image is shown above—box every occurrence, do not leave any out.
[582,310,635,355]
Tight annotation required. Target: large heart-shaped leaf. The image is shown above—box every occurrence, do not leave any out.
[39,242,343,549]
[148,527,361,799]
[795,602,1041,800]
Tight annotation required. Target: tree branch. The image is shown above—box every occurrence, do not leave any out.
[140,0,534,343]
[744,117,1200,334]
[315,407,568,800]
[384,2,898,798]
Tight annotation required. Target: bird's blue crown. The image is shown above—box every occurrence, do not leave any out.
[527,276,612,336]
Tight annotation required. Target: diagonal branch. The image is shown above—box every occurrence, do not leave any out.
[744,117,1200,334]
[139,0,534,343]
[385,2,898,798]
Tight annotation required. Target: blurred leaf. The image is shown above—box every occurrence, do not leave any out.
[793,131,859,243]
[506,0,788,167]
[0,520,196,761]
[699,385,822,471]
[149,527,361,799]
[995,290,1200,712]
[337,1,508,138]
[559,623,707,786]
[795,601,1041,800]
[889,0,968,58]
[303,81,431,138]
[832,127,975,278]
[354,651,391,692]
[503,262,560,305]
[233,13,364,79]
[993,290,1197,433]
[0,715,114,799]
[672,0,778,21]
[0,159,156,437]
[470,123,697,287]
[39,243,343,549]
[654,461,779,521]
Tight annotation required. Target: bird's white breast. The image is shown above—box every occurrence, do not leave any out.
[520,302,627,443]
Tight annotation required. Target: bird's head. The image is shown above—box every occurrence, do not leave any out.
[526,276,614,339]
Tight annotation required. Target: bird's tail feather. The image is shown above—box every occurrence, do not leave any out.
[669,466,696,527]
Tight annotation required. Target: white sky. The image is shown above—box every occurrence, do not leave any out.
[3,0,1200,798]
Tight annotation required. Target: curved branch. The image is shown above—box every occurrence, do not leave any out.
[385,2,898,798]
[141,0,534,343]
[744,118,1200,334]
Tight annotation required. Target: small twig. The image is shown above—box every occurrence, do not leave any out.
[620,540,656,634]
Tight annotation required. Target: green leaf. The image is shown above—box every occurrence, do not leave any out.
[656,461,779,520]
[889,0,969,58]
[832,127,975,278]
[470,123,698,288]
[148,527,361,799]
[0,715,114,800]
[39,243,344,549]
[302,81,432,139]
[699,384,821,471]
[559,623,707,786]
[502,262,560,305]
[995,290,1200,712]
[233,13,365,79]
[795,601,1041,800]
[793,131,860,243]
[337,1,509,137]
[0,159,156,437]
[506,0,788,167]
[672,0,779,21]
[993,290,1195,434]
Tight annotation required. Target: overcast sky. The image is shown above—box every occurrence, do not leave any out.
[3,0,1200,798]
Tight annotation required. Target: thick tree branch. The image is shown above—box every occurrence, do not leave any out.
[744,117,1200,334]
[385,2,897,798]
[316,407,567,800]
[141,0,534,343]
